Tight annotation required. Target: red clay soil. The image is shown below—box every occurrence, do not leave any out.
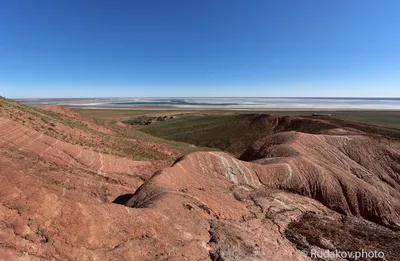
[0,101,399,260]
[116,121,135,128]
[1,99,176,161]
[41,106,113,134]
[0,118,156,181]
[40,106,86,120]
[248,113,400,140]
[135,139,182,158]
[240,130,400,228]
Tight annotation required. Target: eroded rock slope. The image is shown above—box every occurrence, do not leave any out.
[1,98,399,260]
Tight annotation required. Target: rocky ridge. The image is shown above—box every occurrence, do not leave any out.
[0,98,399,260]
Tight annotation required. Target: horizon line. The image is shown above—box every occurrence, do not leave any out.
[11,96,400,100]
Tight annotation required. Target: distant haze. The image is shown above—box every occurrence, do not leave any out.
[17,97,400,110]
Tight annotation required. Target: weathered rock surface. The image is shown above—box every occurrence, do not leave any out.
[241,131,400,228]
[1,99,399,260]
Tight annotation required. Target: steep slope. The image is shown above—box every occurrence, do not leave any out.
[1,98,399,260]
[0,118,156,186]
[0,98,184,259]
[40,105,113,134]
[116,150,400,260]
[138,113,400,156]
[2,147,398,260]
[240,131,400,228]
[0,147,341,260]
[0,97,179,161]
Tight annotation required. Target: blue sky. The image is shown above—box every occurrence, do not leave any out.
[1,0,399,98]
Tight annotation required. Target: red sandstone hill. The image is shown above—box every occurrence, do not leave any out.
[1,97,399,260]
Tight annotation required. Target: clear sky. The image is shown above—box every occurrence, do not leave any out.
[1,0,399,98]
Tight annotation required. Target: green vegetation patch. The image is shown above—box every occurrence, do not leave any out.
[123,115,175,125]
[137,114,264,156]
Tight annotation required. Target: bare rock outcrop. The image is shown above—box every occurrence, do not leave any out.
[1,98,399,260]
[241,131,400,228]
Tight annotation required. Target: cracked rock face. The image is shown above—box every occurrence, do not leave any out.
[241,131,400,228]
[1,99,400,260]
[118,147,400,260]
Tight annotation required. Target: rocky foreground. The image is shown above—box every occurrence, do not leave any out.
[0,98,399,260]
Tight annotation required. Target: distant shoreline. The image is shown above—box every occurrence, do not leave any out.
[16,97,400,110]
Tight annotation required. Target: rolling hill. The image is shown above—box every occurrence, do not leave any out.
[0,97,399,260]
